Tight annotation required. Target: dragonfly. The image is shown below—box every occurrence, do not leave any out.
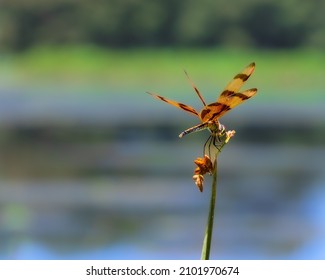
[147,62,257,159]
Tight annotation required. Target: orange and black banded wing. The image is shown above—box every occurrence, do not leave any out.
[220,62,256,96]
[200,63,257,122]
[184,70,206,106]
[200,88,257,121]
[147,92,199,117]
[214,62,257,118]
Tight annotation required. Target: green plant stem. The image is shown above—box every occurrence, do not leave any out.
[201,159,218,260]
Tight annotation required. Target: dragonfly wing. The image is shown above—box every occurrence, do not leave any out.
[184,70,206,106]
[202,88,257,121]
[147,92,199,117]
[219,62,256,97]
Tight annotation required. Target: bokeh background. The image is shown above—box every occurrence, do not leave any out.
[0,0,324,259]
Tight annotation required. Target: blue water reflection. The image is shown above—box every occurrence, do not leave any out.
[0,89,324,260]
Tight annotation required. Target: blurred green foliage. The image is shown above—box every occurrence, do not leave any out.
[1,46,324,103]
[0,0,324,51]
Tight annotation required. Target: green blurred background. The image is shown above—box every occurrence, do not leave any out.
[0,0,324,259]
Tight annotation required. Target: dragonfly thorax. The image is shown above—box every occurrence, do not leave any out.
[207,121,225,136]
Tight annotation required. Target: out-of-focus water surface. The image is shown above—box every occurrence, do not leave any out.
[0,87,324,260]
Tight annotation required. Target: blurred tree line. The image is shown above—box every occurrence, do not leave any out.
[0,0,324,51]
